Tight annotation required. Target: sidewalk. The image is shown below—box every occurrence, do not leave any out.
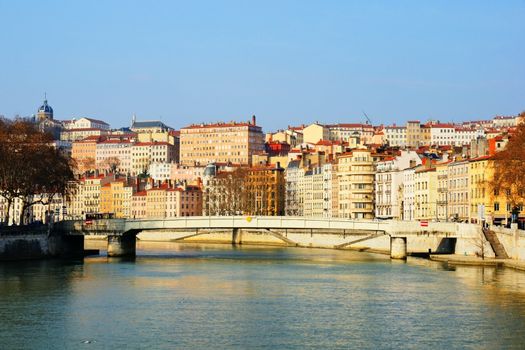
[429,254,525,272]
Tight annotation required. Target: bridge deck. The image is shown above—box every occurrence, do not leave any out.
[53,216,470,238]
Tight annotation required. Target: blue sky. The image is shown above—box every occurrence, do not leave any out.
[0,0,523,131]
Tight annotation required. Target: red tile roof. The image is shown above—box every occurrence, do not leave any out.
[134,142,171,146]
[182,122,257,129]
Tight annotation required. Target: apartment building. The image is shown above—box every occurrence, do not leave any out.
[414,167,437,220]
[375,151,422,219]
[335,149,375,219]
[96,139,133,174]
[447,159,470,222]
[180,116,264,166]
[131,142,177,175]
[100,179,134,218]
[383,125,407,147]
[435,161,449,221]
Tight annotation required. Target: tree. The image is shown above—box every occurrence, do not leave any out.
[0,119,76,225]
[489,113,525,222]
[102,157,121,173]
[472,229,489,260]
[81,157,96,173]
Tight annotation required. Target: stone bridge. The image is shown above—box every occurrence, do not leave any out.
[52,216,481,259]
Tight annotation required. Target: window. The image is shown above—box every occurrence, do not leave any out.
[494,202,500,211]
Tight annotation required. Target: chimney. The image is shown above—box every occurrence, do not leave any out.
[252,115,256,126]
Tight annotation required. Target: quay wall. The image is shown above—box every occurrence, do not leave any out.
[492,225,525,260]
[0,226,84,261]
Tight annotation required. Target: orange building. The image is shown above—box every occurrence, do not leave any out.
[180,116,265,166]
[71,136,100,173]
[246,165,286,216]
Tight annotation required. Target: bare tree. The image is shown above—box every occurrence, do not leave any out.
[102,156,121,173]
[81,157,96,174]
[489,113,525,222]
[471,230,490,260]
[0,119,76,225]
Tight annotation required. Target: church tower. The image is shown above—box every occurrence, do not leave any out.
[37,94,53,121]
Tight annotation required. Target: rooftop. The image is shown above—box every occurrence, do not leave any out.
[132,120,171,129]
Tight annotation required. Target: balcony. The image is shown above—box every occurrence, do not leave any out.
[352,188,373,194]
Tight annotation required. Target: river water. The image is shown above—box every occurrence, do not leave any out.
[1,241,525,350]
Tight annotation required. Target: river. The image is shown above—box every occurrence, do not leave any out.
[1,241,525,349]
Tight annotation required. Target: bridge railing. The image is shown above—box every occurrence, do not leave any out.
[57,216,481,238]
[120,216,390,232]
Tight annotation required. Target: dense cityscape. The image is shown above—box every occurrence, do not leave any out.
[2,1,525,348]
[1,97,523,228]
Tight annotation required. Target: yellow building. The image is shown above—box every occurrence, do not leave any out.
[406,121,431,148]
[180,116,264,166]
[100,180,133,218]
[435,161,449,221]
[335,149,375,219]
[414,167,437,220]
[468,156,492,224]
[468,156,525,225]
[246,165,285,216]
[302,123,330,144]
[131,142,177,175]
[146,184,169,218]
[70,173,112,217]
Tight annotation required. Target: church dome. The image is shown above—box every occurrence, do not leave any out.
[204,163,217,177]
[38,100,53,114]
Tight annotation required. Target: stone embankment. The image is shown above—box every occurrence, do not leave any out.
[0,225,84,261]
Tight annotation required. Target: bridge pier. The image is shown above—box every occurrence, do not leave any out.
[390,237,407,260]
[232,228,242,245]
[107,234,136,257]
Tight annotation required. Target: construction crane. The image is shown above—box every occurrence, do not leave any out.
[362,110,373,125]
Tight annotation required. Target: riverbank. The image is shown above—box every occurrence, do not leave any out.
[0,226,84,261]
[430,254,525,272]
[85,236,525,273]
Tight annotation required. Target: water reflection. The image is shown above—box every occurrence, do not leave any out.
[1,242,525,349]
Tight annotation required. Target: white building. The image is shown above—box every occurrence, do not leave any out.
[429,124,456,146]
[375,151,421,219]
[285,160,304,216]
[300,163,333,218]
[492,115,520,128]
[454,127,484,146]
[63,117,110,130]
[447,160,470,222]
[149,162,173,182]
[383,125,407,147]
[328,123,374,144]
[95,139,133,174]
[401,167,416,221]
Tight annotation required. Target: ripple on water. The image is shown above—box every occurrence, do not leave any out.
[1,243,525,350]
